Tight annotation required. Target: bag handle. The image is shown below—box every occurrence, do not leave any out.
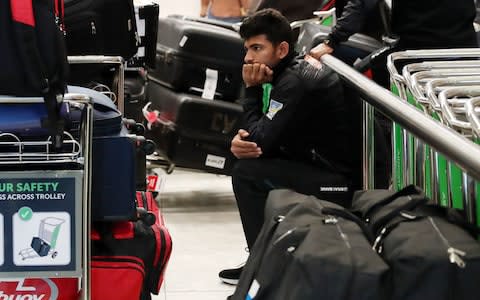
[370,194,429,234]
[321,207,374,243]
[362,185,424,219]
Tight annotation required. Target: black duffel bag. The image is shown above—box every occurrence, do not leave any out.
[351,185,480,300]
[232,189,389,300]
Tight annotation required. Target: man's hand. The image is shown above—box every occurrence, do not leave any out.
[309,43,333,60]
[242,63,273,87]
[231,129,262,159]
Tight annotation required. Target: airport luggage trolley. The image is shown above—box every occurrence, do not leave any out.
[0,93,94,300]
[403,65,480,206]
[386,49,480,193]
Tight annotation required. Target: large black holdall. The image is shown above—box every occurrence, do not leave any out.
[146,82,242,174]
[64,0,138,59]
[232,189,389,300]
[148,16,245,101]
[351,185,480,300]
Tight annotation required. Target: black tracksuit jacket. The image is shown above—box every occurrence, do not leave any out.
[329,0,478,49]
[240,55,354,176]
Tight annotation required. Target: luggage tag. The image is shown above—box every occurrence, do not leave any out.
[147,174,164,193]
[201,68,218,100]
[246,279,260,300]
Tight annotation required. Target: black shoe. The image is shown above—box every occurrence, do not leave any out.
[226,295,233,300]
[219,265,244,285]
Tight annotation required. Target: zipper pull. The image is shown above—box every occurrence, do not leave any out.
[273,228,296,246]
[323,216,338,225]
[91,21,97,35]
[372,227,387,252]
[448,247,466,268]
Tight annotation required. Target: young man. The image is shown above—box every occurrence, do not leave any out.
[219,9,357,285]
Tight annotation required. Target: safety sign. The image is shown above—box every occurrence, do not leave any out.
[0,214,3,267]
[13,212,71,266]
[0,171,82,278]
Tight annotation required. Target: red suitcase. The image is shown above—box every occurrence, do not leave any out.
[91,191,172,300]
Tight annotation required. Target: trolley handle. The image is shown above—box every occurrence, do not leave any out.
[466,97,480,138]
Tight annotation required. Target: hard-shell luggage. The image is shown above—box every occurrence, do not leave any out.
[146,83,242,174]
[296,22,382,66]
[64,0,138,59]
[128,0,159,68]
[91,130,137,221]
[0,86,121,138]
[148,16,245,101]
[91,191,172,300]
[351,185,480,300]
[66,85,123,137]
[232,189,389,300]
[124,71,147,123]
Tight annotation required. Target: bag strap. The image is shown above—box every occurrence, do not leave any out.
[363,185,424,219]
[372,210,426,253]
[370,193,429,234]
[10,0,65,148]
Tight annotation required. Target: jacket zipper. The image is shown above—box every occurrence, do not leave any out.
[428,217,466,268]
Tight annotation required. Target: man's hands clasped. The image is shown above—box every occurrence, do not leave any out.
[242,63,273,87]
[230,129,262,159]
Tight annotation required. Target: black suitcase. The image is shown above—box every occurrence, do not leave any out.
[124,71,147,123]
[351,186,480,300]
[127,1,159,68]
[296,22,382,66]
[148,16,245,101]
[146,83,242,174]
[232,189,389,300]
[64,0,138,59]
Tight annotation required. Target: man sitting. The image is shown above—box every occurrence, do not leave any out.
[219,8,357,285]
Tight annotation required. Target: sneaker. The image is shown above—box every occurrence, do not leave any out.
[219,265,244,285]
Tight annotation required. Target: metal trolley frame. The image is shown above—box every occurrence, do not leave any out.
[0,94,93,299]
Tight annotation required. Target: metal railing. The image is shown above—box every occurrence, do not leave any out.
[320,54,480,186]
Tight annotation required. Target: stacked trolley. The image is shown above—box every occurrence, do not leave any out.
[0,93,94,299]
[387,48,480,227]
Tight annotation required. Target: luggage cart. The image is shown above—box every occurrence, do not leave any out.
[386,49,480,192]
[466,96,480,228]
[403,66,480,206]
[0,93,94,300]
[439,87,480,226]
[19,217,66,260]
[386,49,480,228]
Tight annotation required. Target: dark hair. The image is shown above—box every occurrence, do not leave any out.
[239,8,294,49]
